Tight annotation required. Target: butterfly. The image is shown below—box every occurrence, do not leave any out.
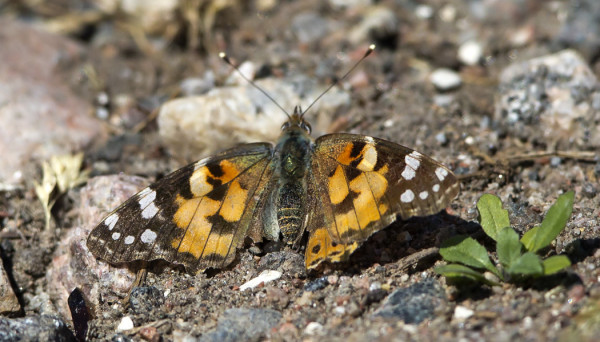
[87,47,460,273]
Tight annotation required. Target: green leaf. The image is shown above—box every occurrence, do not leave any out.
[521,191,575,253]
[477,194,511,241]
[434,264,499,286]
[497,226,522,267]
[543,255,571,275]
[506,252,543,276]
[439,235,501,278]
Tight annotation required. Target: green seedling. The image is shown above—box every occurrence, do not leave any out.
[435,191,574,285]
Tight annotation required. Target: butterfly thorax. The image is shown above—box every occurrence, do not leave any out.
[267,107,314,244]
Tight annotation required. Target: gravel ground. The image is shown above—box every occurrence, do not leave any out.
[1,0,599,341]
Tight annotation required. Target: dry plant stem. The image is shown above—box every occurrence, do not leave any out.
[505,150,597,162]
[391,247,440,272]
[43,11,105,34]
[182,0,202,51]
[122,267,149,306]
[461,146,597,181]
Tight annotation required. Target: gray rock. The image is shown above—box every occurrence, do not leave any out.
[372,278,446,324]
[257,251,306,278]
[199,308,282,342]
[0,315,76,342]
[46,175,144,319]
[129,286,164,314]
[496,49,600,145]
[304,276,329,292]
[555,0,600,59]
[158,76,350,162]
[0,19,103,186]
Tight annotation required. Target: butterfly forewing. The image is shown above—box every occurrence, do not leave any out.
[87,143,274,273]
[311,134,459,246]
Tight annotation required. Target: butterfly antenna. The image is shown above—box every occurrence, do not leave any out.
[219,52,291,118]
[302,44,375,116]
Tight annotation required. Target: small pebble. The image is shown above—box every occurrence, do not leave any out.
[139,326,160,342]
[304,276,329,292]
[458,41,483,66]
[117,316,134,331]
[567,284,585,304]
[240,270,282,291]
[430,68,462,91]
[439,4,457,22]
[435,132,448,145]
[369,282,382,292]
[582,182,597,198]
[333,306,346,315]
[415,4,434,19]
[454,305,474,320]
[304,322,324,336]
[550,156,562,167]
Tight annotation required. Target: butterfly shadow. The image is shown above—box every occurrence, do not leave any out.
[334,210,480,276]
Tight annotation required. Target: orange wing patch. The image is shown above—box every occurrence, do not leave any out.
[189,159,243,197]
[173,195,220,258]
[305,226,358,270]
[336,142,378,171]
[326,144,391,242]
[220,180,248,222]
[328,165,348,205]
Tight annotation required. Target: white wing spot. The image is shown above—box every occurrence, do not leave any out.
[141,202,159,219]
[401,152,421,180]
[141,229,157,244]
[365,136,375,144]
[138,189,157,209]
[400,189,415,203]
[104,213,119,231]
[435,167,449,181]
[112,232,121,240]
[419,191,429,200]
[432,184,440,192]
[138,187,152,196]
[405,152,421,170]
[401,167,415,180]
[124,236,135,245]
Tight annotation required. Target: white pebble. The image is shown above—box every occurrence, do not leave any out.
[458,41,483,66]
[415,5,433,19]
[117,316,134,331]
[430,68,462,91]
[454,305,474,320]
[239,270,282,291]
[304,321,324,335]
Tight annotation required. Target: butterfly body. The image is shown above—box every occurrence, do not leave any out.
[267,106,314,245]
[87,107,459,273]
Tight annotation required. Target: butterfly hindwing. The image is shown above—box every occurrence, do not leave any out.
[305,172,359,269]
[310,134,459,247]
[86,143,274,273]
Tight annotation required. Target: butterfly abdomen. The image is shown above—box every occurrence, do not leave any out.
[276,182,305,242]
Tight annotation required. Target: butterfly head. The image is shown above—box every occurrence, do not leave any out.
[281,105,312,134]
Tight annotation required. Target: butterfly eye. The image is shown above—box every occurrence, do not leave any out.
[281,121,290,130]
[301,121,311,134]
